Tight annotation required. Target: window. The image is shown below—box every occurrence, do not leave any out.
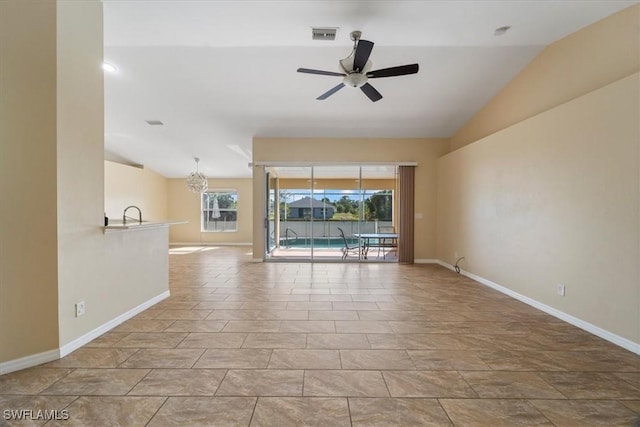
[202,191,238,232]
[278,189,393,221]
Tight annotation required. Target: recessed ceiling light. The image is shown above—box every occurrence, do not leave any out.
[494,26,511,36]
[102,62,117,73]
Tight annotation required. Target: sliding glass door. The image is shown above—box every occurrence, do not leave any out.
[272,166,314,260]
[265,172,276,254]
[312,165,362,261]
[265,165,397,263]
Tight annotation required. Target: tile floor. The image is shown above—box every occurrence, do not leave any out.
[1,246,639,426]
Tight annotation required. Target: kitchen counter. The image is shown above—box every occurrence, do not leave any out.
[103,219,187,233]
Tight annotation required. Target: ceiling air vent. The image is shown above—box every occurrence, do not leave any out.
[145,120,164,126]
[312,27,337,41]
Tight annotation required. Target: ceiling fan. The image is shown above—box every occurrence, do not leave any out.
[297,30,419,102]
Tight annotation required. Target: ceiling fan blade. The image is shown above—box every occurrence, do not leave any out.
[367,64,419,78]
[360,83,383,102]
[317,83,346,100]
[353,40,374,72]
[297,68,346,77]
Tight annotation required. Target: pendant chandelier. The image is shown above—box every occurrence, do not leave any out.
[186,157,208,193]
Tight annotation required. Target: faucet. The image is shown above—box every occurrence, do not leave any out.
[123,205,142,224]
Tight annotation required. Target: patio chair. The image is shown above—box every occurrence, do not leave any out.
[337,227,360,260]
[377,225,397,259]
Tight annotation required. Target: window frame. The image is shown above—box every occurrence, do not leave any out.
[201,189,239,233]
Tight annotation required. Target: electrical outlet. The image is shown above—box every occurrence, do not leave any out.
[75,301,85,317]
[557,284,565,297]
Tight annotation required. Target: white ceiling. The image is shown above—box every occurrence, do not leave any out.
[103,0,636,178]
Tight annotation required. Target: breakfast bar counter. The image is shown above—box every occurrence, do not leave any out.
[103,220,187,233]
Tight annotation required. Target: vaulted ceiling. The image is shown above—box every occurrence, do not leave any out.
[103,0,635,178]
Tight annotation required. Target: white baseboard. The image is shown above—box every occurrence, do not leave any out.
[1,291,172,375]
[0,349,60,376]
[435,260,640,355]
[415,259,440,264]
[434,259,453,269]
[59,290,170,358]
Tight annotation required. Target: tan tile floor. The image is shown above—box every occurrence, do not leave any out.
[1,246,639,426]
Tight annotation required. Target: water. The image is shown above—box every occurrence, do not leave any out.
[280,237,360,249]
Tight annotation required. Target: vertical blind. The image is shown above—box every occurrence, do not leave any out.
[398,166,415,264]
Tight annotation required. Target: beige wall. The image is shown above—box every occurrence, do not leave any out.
[437,73,639,343]
[450,4,640,151]
[1,1,171,367]
[0,0,60,363]
[440,5,640,347]
[105,161,168,222]
[252,138,450,260]
[168,178,253,244]
[56,0,169,348]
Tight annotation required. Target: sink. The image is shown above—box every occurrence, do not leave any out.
[107,219,148,225]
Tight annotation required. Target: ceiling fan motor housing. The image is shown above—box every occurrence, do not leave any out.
[344,72,368,88]
[339,57,373,76]
[296,30,419,102]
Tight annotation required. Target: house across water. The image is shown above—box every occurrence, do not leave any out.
[284,196,335,219]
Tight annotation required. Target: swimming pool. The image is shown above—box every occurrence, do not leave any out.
[279,237,359,249]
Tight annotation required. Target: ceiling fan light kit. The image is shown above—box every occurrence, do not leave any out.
[344,72,368,88]
[297,30,419,102]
